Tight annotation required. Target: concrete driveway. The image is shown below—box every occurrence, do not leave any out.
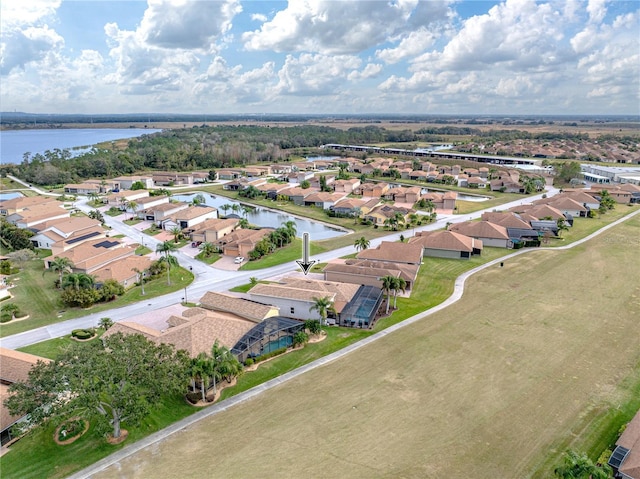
[213,255,243,271]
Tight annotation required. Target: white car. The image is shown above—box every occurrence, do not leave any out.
[234,256,245,264]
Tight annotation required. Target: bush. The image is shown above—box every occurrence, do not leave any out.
[185,391,202,404]
[0,313,12,323]
[244,358,254,367]
[254,347,288,363]
[71,329,94,340]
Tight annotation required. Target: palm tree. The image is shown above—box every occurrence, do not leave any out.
[354,236,370,253]
[241,205,252,218]
[98,317,114,330]
[220,204,231,217]
[557,218,569,237]
[191,193,206,206]
[199,242,216,258]
[210,341,241,396]
[554,450,610,479]
[230,203,241,216]
[381,275,396,314]
[125,200,139,220]
[156,241,178,285]
[283,220,297,238]
[48,257,73,287]
[62,272,95,291]
[238,217,250,229]
[132,267,146,295]
[169,226,183,243]
[88,192,99,204]
[392,277,407,310]
[309,296,334,326]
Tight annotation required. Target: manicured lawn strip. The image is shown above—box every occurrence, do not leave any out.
[0,267,194,338]
[238,237,327,270]
[544,205,638,247]
[134,245,152,255]
[18,336,77,359]
[0,394,195,479]
[82,215,640,479]
[194,251,220,264]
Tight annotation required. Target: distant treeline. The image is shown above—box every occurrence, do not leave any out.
[2,125,417,185]
[0,124,633,186]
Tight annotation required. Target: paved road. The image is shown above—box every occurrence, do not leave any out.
[0,182,559,350]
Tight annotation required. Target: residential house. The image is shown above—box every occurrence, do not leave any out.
[112,175,154,190]
[63,182,101,195]
[364,204,414,227]
[140,202,190,223]
[279,186,316,206]
[409,170,428,181]
[249,276,361,323]
[44,237,136,274]
[189,218,239,244]
[324,259,420,291]
[103,308,258,358]
[6,203,70,228]
[0,348,50,446]
[161,206,217,230]
[309,175,335,190]
[105,190,150,207]
[356,241,423,265]
[481,211,534,230]
[357,181,389,198]
[390,186,422,205]
[93,255,154,288]
[521,203,567,221]
[131,195,170,213]
[409,230,483,259]
[152,172,195,186]
[287,171,316,184]
[0,196,60,217]
[217,169,241,180]
[303,192,347,210]
[419,191,457,212]
[331,198,379,218]
[199,291,280,322]
[545,196,588,218]
[449,221,511,248]
[215,228,274,257]
[562,191,601,210]
[29,216,106,253]
[256,182,291,200]
[608,409,640,479]
[333,178,361,194]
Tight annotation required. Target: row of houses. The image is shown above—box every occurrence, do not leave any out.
[0,195,154,287]
[64,171,211,194]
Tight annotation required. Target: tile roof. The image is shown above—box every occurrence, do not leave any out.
[449,220,509,240]
[409,230,483,252]
[615,410,640,479]
[93,256,154,283]
[356,241,423,264]
[198,291,278,322]
[0,196,58,211]
[171,206,217,220]
[481,211,533,229]
[190,218,239,234]
[0,348,50,383]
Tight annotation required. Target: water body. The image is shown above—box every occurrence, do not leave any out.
[174,193,345,241]
[0,128,162,164]
[0,192,23,201]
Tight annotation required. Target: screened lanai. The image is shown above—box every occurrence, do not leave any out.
[338,285,383,329]
[231,316,304,363]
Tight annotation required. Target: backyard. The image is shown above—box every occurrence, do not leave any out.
[79,214,640,479]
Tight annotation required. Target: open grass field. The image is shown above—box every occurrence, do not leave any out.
[89,214,640,479]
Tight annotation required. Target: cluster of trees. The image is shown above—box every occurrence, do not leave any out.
[248,221,297,261]
[0,218,34,251]
[6,332,190,441]
[187,341,242,403]
[381,276,407,314]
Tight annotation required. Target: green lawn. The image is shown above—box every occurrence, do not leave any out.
[134,245,152,255]
[84,214,640,479]
[0,266,194,338]
[194,251,220,264]
[239,237,327,270]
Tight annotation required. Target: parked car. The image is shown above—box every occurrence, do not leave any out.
[234,256,244,264]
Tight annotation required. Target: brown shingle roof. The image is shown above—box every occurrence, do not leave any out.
[409,230,483,252]
[198,291,278,322]
[449,221,509,240]
[356,241,423,265]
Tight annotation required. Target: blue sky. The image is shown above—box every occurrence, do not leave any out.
[1,0,638,115]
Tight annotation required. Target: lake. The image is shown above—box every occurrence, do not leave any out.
[174,193,345,241]
[0,128,162,164]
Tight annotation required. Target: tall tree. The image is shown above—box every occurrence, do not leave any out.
[61,272,95,291]
[309,296,334,326]
[156,241,179,285]
[169,226,183,243]
[210,341,242,396]
[132,267,146,295]
[6,332,189,441]
[125,200,139,220]
[354,236,370,252]
[381,275,396,314]
[392,277,407,309]
[48,256,74,287]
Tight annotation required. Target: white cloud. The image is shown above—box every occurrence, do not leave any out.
[347,63,383,81]
[376,27,436,64]
[139,0,241,50]
[275,53,362,95]
[0,0,64,75]
[251,13,268,22]
[243,0,451,54]
[586,0,608,23]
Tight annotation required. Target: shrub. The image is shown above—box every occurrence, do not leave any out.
[71,329,94,340]
[244,358,254,367]
[254,347,288,363]
[0,313,12,323]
